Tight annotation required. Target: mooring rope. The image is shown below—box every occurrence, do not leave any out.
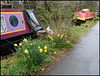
[2,38,14,45]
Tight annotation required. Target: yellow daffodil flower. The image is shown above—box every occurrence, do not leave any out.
[44,50,47,52]
[30,43,32,45]
[38,46,41,49]
[23,39,27,42]
[61,35,63,37]
[44,46,47,49]
[48,35,50,38]
[14,43,18,47]
[39,49,43,53]
[68,41,70,43]
[58,34,60,37]
[50,37,52,39]
[51,39,53,41]
[60,37,62,39]
[24,49,28,53]
[54,52,56,54]
[19,43,22,46]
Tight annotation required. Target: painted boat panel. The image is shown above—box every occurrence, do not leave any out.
[1,9,31,39]
[73,11,95,20]
[1,12,25,34]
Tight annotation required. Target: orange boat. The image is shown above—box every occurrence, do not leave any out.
[72,9,96,26]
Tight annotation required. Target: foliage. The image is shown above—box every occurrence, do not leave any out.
[71,20,98,37]
[89,6,94,12]
[12,38,51,74]
[44,57,53,64]
[66,41,72,47]
[53,35,67,48]
[93,17,99,22]
[1,57,27,75]
[45,34,72,48]
[67,33,79,43]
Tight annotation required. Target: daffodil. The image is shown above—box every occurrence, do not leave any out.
[60,37,62,39]
[44,50,47,52]
[58,34,60,37]
[23,38,27,42]
[30,43,32,45]
[38,46,41,49]
[61,35,63,37]
[68,41,70,43]
[19,43,22,46]
[50,37,53,39]
[48,35,50,38]
[51,39,53,41]
[24,49,28,53]
[14,43,18,47]
[44,46,47,49]
[54,52,56,54]
[39,49,43,53]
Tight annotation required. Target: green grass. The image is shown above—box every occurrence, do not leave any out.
[44,57,53,64]
[71,20,98,37]
[1,57,20,75]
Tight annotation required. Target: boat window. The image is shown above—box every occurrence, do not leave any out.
[76,14,79,17]
[30,12,39,25]
[9,15,18,27]
[88,13,90,17]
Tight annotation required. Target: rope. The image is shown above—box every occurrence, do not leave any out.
[2,38,14,45]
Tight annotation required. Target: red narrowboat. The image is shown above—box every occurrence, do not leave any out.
[1,5,46,56]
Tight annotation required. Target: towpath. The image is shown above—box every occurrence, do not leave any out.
[46,21,99,75]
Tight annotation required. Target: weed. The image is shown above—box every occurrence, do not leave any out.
[44,57,53,64]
